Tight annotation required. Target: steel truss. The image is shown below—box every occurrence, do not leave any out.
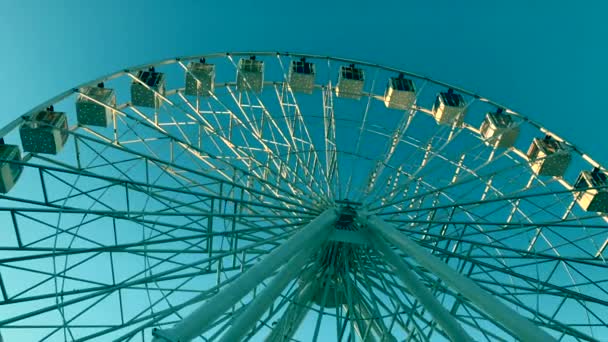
[0,52,606,341]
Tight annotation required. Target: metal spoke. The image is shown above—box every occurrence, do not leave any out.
[0,52,606,342]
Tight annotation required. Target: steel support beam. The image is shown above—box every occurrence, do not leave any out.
[365,228,473,342]
[345,287,398,342]
[264,280,317,342]
[152,208,338,342]
[361,213,557,342]
[219,248,324,341]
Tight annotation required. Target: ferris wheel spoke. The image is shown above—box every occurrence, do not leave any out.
[211,73,325,205]
[527,225,604,257]
[436,197,584,253]
[351,255,402,341]
[248,94,305,162]
[378,182,599,220]
[275,56,333,201]
[0,232,207,266]
[173,92,282,198]
[309,270,331,342]
[130,104,309,207]
[342,68,379,202]
[240,290,298,342]
[69,130,320,215]
[380,156,488,217]
[218,258,311,341]
[40,285,122,342]
[361,110,416,201]
[362,215,559,341]
[2,251,107,303]
[0,231,288,331]
[471,284,598,341]
[395,198,566,261]
[393,223,604,262]
[174,92,235,152]
[366,225,475,341]
[87,234,300,341]
[35,166,121,213]
[321,76,340,200]
[264,283,316,341]
[369,267,456,341]
[2,195,306,230]
[387,215,608,231]
[338,280,366,341]
[70,127,236,205]
[358,268,425,336]
[365,121,470,207]
[110,94,318,209]
[76,265,248,342]
[417,239,608,310]
[452,305,511,342]
[509,179,572,227]
[2,244,213,308]
[270,84,333,203]
[414,261,587,340]
[9,205,290,257]
[356,251,436,340]
[25,162,212,234]
[223,96,327,207]
[360,79,431,203]
[339,269,364,340]
[12,220,292,283]
[401,229,601,276]
[429,286,505,342]
[370,95,485,204]
[370,136,522,213]
[470,274,608,329]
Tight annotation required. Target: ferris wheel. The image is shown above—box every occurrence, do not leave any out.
[0,52,606,342]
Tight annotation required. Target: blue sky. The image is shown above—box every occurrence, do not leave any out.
[0,0,606,164]
[0,1,607,340]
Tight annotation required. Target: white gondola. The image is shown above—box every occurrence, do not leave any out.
[237,57,264,93]
[431,88,466,125]
[288,58,315,94]
[20,108,69,155]
[185,59,215,96]
[574,168,608,213]
[0,143,23,193]
[384,74,416,109]
[131,68,166,108]
[527,135,571,177]
[336,64,364,99]
[479,109,520,148]
[76,83,116,127]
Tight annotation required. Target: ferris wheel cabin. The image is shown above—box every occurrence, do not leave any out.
[288,58,315,94]
[574,168,608,213]
[19,108,69,154]
[432,88,466,125]
[383,74,416,109]
[527,135,571,177]
[336,64,364,99]
[237,57,264,93]
[479,109,520,148]
[0,143,23,194]
[185,59,215,96]
[76,84,116,127]
[131,68,166,108]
